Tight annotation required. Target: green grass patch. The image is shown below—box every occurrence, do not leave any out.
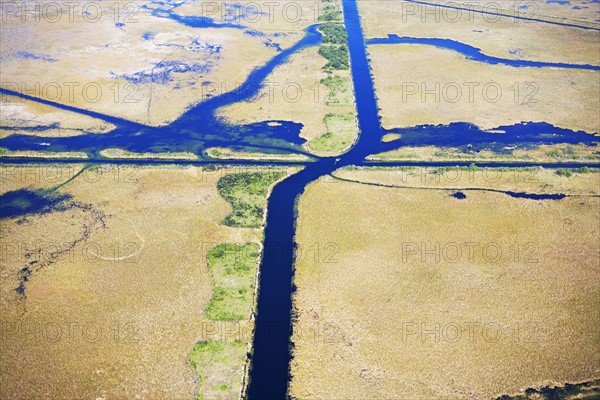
[553,167,594,177]
[188,340,246,400]
[318,23,349,70]
[217,171,286,228]
[204,242,260,321]
[319,23,347,43]
[319,44,349,70]
[573,166,594,174]
[546,145,581,160]
[495,379,600,400]
[318,3,342,21]
[320,74,352,106]
[308,113,356,152]
[556,168,573,177]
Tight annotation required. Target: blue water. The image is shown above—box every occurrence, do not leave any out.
[337,178,576,200]
[1,17,598,159]
[143,0,244,29]
[0,52,56,62]
[246,0,385,396]
[0,189,71,219]
[452,187,568,200]
[368,35,600,71]
[379,122,599,153]
[547,0,571,5]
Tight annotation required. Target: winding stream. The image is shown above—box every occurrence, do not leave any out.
[368,35,600,71]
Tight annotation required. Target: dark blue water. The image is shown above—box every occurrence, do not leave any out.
[246,0,598,395]
[245,160,337,399]
[379,122,599,153]
[246,0,383,396]
[247,0,400,400]
[504,191,566,200]
[336,178,575,200]
[368,35,600,71]
[1,22,598,159]
[3,157,599,171]
[456,187,568,200]
[0,189,71,219]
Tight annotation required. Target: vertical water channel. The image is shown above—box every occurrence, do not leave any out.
[246,0,381,397]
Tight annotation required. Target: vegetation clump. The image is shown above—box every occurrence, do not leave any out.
[320,74,351,106]
[318,23,349,70]
[318,3,342,21]
[495,379,600,400]
[188,340,246,400]
[555,168,573,177]
[217,171,286,228]
[320,23,347,44]
[204,242,259,321]
[546,145,580,160]
[319,44,350,70]
[309,113,356,152]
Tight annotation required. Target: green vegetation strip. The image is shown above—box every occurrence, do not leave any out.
[191,242,261,398]
[320,74,352,106]
[309,112,356,152]
[555,166,594,177]
[318,23,349,70]
[495,379,600,400]
[217,171,286,228]
[188,340,247,400]
[188,171,285,399]
[204,243,259,321]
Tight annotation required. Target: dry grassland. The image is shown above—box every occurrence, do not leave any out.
[450,0,600,24]
[0,1,316,127]
[368,143,600,163]
[0,95,114,138]
[0,164,294,399]
[206,147,313,161]
[99,148,198,160]
[334,166,600,195]
[290,170,600,399]
[368,44,600,133]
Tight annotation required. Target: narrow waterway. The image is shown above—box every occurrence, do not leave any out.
[246,0,381,397]
[368,35,600,71]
